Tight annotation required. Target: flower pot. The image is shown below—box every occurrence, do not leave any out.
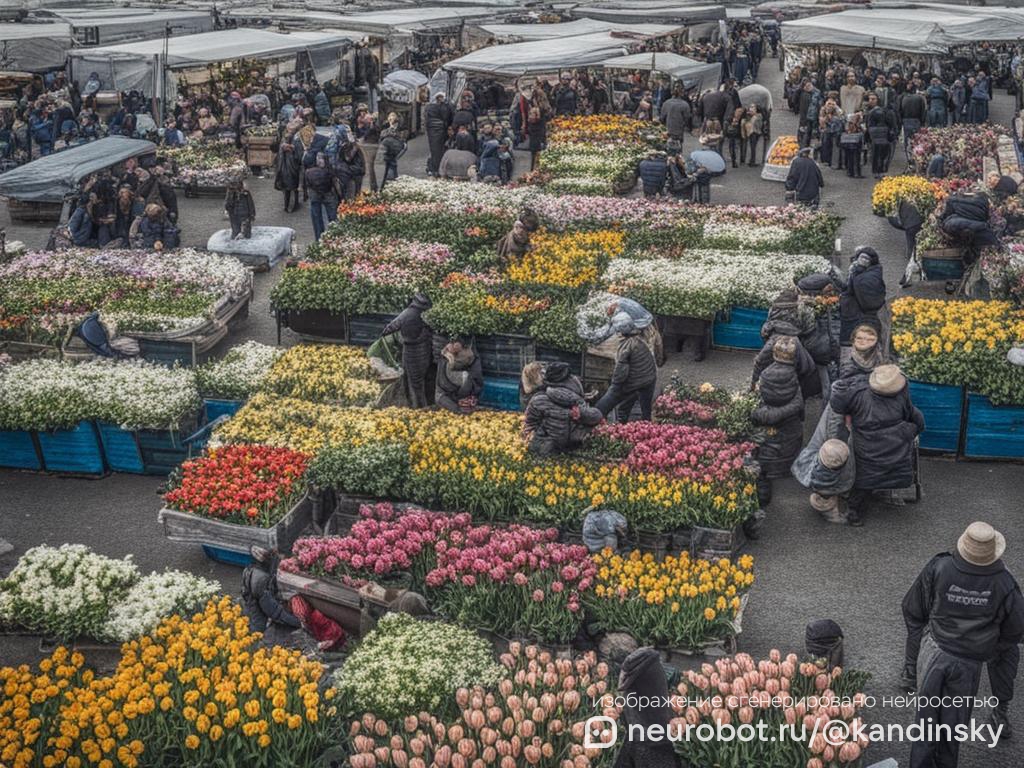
[712,307,768,351]
[0,429,43,470]
[633,530,670,559]
[476,334,535,379]
[964,392,1024,460]
[689,524,747,561]
[907,380,964,455]
[158,493,314,558]
[36,421,105,476]
[280,308,347,341]
[346,312,395,347]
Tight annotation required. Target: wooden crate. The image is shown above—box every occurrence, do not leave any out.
[281,308,347,341]
[476,333,534,378]
[6,198,62,223]
[243,135,276,167]
[919,248,965,282]
[158,494,314,555]
[689,524,747,561]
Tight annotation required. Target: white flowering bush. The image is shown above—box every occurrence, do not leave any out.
[333,613,502,720]
[701,218,794,251]
[98,570,220,642]
[195,341,282,400]
[0,358,200,431]
[0,545,139,640]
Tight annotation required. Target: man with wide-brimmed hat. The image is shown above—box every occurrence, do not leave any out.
[902,522,1024,766]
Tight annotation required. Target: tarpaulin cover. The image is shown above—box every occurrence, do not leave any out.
[478,19,683,41]
[601,52,721,88]
[570,4,727,23]
[0,137,157,203]
[336,6,506,33]
[781,8,1024,55]
[443,32,635,76]
[0,22,72,72]
[42,10,214,45]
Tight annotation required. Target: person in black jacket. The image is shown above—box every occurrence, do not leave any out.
[424,94,452,176]
[379,122,407,193]
[435,339,484,414]
[137,165,178,224]
[785,147,824,207]
[897,199,924,287]
[242,546,302,643]
[304,153,340,241]
[751,336,805,510]
[380,293,434,409]
[637,151,668,197]
[223,177,256,240]
[752,288,829,399]
[865,92,897,178]
[595,317,658,423]
[830,364,924,526]
[614,648,680,768]
[902,522,1024,765]
[333,140,365,200]
[899,85,927,155]
[523,363,602,456]
[839,247,886,348]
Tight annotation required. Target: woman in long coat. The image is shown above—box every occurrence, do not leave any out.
[275,122,305,212]
[380,294,434,409]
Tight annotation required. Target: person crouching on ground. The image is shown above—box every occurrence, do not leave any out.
[435,338,483,414]
[523,362,602,456]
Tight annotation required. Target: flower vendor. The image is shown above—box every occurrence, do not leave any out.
[523,362,602,456]
[750,335,805,516]
[938,192,1001,260]
[784,146,824,208]
[902,522,1024,766]
[379,293,434,409]
[596,316,658,423]
[615,648,680,768]
[241,545,303,644]
[434,338,483,414]
[830,364,924,526]
[838,247,887,349]
[223,176,256,240]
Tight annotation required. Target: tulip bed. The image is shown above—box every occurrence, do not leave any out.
[214,395,760,533]
[654,379,760,442]
[909,124,1008,179]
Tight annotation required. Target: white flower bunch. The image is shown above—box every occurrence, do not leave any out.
[380,177,536,210]
[99,570,220,642]
[195,341,282,400]
[702,218,794,250]
[0,358,200,432]
[332,613,501,720]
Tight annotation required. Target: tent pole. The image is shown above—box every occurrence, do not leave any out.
[153,53,161,124]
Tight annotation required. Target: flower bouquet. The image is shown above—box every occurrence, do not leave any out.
[587,550,754,649]
[164,140,249,187]
[195,341,282,401]
[344,643,616,768]
[655,378,760,441]
[260,344,380,406]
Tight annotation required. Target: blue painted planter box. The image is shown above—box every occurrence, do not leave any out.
[908,380,964,455]
[37,421,105,475]
[97,412,199,475]
[0,430,43,470]
[202,545,253,567]
[713,307,768,350]
[204,399,244,422]
[964,393,1024,459]
[96,422,145,474]
[480,378,521,411]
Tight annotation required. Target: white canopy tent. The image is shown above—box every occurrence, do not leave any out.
[0,22,72,71]
[67,29,352,105]
[477,18,684,41]
[336,6,508,35]
[600,51,722,90]
[570,4,727,23]
[441,32,640,77]
[33,8,214,45]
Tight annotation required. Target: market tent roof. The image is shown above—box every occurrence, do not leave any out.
[0,137,156,203]
[477,19,684,41]
[34,9,214,44]
[570,4,726,23]
[780,8,1024,54]
[0,22,72,72]
[337,6,508,33]
[442,32,638,76]
[600,51,721,87]
[384,69,430,89]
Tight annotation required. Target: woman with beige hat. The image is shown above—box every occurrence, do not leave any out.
[830,363,924,526]
[902,522,1024,766]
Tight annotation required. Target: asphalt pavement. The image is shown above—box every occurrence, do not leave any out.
[2,59,1022,767]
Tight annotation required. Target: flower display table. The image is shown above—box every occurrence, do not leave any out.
[964,392,1024,460]
[761,136,797,182]
[908,380,964,455]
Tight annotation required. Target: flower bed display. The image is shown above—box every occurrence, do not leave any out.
[426,272,552,338]
[333,613,502,720]
[507,229,625,290]
[982,242,1024,305]
[261,344,380,406]
[654,379,760,441]
[165,141,249,187]
[344,642,614,768]
[674,653,872,767]
[0,544,217,642]
[215,396,758,532]
[0,248,250,346]
[0,598,335,767]
[910,124,1008,179]
[891,297,1024,405]
[587,550,754,650]
[196,341,282,402]
[871,175,943,217]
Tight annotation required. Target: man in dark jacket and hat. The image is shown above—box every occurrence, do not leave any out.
[902,522,1024,766]
[638,151,668,198]
[785,147,824,207]
[523,362,602,456]
[751,336,805,509]
[596,317,658,423]
[380,293,434,409]
[830,364,924,526]
[839,247,886,348]
[435,339,484,414]
[659,87,693,145]
[614,648,680,768]
[242,546,302,644]
[424,93,452,176]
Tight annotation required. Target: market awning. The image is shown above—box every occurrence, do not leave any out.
[336,6,508,34]
[442,32,638,77]
[570,4,727,24]
[0,22,73,72]
[477,19,684,41]
[0,137,157,203]
[33,9,214,45]
[600,52,722,89]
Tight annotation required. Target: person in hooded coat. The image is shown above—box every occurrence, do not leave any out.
[752,287,827,399]
[751,336,805,508]
[523,363,602,457]
[830,364,924,526]
[424,94,452,176]
[275,123,305,212]
[241,546,302,644]
[380,294,434,409]
[614,648,680,768]
[519,361,545,411]
[435,339,484,414]
[806,439,854,524]
[596,318,658,423]
[839,247,886,348]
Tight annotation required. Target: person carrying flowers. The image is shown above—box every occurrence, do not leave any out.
[379,293,434,409]
[434,338,483,414]
[523,362,602,456]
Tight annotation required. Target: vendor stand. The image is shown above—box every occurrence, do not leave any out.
[380,69,429,137]
[0,23,72,73]
[599,51,721,107]
[0,136,156,222]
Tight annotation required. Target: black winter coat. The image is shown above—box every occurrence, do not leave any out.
[381,297,434,372]
[784,156,823,203]
[839,263,886,342]
[637,158,667,196]
[241,561,301,634]
[903,552,1024,663]
[751,360,805,477]
[524,384,602,456]
[830,381,924,489]
[752,320,821,399]
[435,347,483,401]
[611,336,657,393]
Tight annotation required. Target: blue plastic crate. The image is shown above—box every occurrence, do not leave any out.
[480,378,522,412]
[921,256,965,281]
[204,399,244,422]
[964,393,1024,459]
[908,380,964,454]
[202,544,253,567]
[37,421,105,475]
[713,306,768,350]
[96,422,145,474]
[0,430,42,470]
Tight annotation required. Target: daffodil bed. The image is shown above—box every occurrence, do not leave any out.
[870,175,944,217]
[213,395,759,532]
[891,297,1024,405]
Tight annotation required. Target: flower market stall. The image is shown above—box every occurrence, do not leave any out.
[909,124,1009,181]
[0,248,252,364]
[164,141,250,196]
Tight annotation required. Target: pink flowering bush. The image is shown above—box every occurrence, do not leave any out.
[425,524,596,644]
[910,124,1008,180]
[654,379,760,441]
[595,422,755,485]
